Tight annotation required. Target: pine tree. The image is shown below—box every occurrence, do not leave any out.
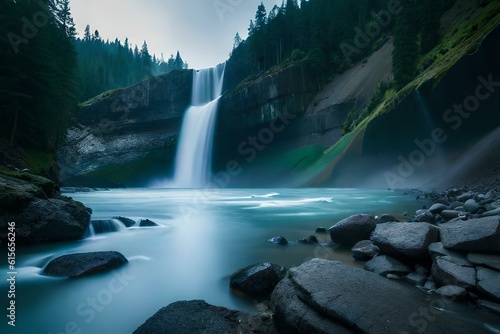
[233,32,242,50]
[255,2,267,30]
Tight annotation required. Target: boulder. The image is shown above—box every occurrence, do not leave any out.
[464,199,480,213]
[315,227,327,234]
[271,258,490,333]
[133,300,276,334]
[466,253,500,271]
[297,235,318,244]
[476,267,500,302]
[370,222,439,262]
[42,251,128,278]
[329,214,376,246]
[429,203,448,214]
[376,214,398,223]
[436,285,468,301]
[428,242,465,262]
[440,216,500,254]
[267,236,288,245]
[230,262,286,298]
[139,219,159,227]
[405,272,427,285]
[431,256,476,290]
[415,209,435,223]
[364,255,412,277]
[90,219,125,234]
[439,210,462,221]
[351,240,379,261]
[114,216,136,227]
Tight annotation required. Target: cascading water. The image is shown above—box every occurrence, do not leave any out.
[172,64,225,188]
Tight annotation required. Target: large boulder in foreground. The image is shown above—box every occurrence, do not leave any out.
[42,251,128,277]
[370,222,439,262]
[0,173,91,244]
[329,214,376,245]
[133,300,276,334]
[230,262,286,299]
[271,258,490,333]
[440,216,500,254]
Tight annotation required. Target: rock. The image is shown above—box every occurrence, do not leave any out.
[298,235,318,244]
[267,236,288,245]
[431,256,476,290]
[90,219,125,234]
[466,253,500,271]
[429,203,448,214]
[415,209,435,223]
[370,222,439,262]
[133,300,276,334]
[364,255,412,277]
[477,299,500,315]
[270,258,488,333]
[114,216,136,227]
[456,192,475,202]
[480,207,500,217]
[428,242,465,262]
[376,214,398,223]
[464,199,481,213]
[0,173,91,244]
[315,227,327,234]
[440,216,500,254]
[449,201,464,210]
[139,219,158,227]
[476,267,500,302]
[406,272,427,285]
[351,240,379,261]
[329,214,376,246]
[42,251,128,278]
[436,285,468,301]
[439,210,462,221]
[230,262,286,299]
[424,280,437,290]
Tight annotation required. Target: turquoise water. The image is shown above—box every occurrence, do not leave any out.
[0,188,496,333]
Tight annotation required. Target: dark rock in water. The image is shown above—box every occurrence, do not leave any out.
[329,214,376,246]
[464,199,481,213]
[230,262,286,299]
[139,219,158,227]
[431,256,476,290]
[429,203,448,214]
[371,222,439,262]
[42,251,128,278]
[415,209,435,223]
[91,219,125,234]
[440,216,500,254]
[315,227,327,234]
[436,285,468,301]
[297,235,318,244]
[114,216,136,227]
[270,258,488,334]
[439,210,462,221]
[364,255,412,277]
[267,236,288,245]
[466,253,500,271]
[133,300,276,334]
[351,240,379,261]
[405,272,427,285]
[476,267,500,302]
[376,214,398,223]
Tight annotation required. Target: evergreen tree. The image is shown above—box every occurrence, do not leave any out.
[233,32,242,50]
[255,3,267,30]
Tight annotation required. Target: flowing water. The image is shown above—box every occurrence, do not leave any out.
[172,65,225,188]
[2,188,499,333]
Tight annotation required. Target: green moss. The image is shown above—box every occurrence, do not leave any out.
[79,88,124,108]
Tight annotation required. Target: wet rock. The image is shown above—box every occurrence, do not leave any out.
[406,272,427,285]
[329,214,376,246]
[428,242,465,262]
[431,256,476,290]
[114,216,136,227]
[464,199,481,213]
[42,251,128,278]
[456,192,475,202]
[440,216,500,254]
[376,214,398,223]
[439,210,462,221]
[133,300,276,334]
[429,203,448,214]
[424,280,437,290]
[364,255,412,277]
[270,258,486,334]
[477,299,500,315]
[480,207,500,217]
[267,236,288,245]
[476,267,500,302]
[466,253,500,271]
[449,201,464,210]
[139,219,158,227]
[351,240,379,261]
[436,285,468,301]
[230,262,286,299]
[297,235,319,244]
[90,219,125,234]
[370,222,439,262]
[315,227,327,234]
[415,209,435,223]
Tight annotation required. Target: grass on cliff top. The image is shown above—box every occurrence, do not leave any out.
[79,88,124,108]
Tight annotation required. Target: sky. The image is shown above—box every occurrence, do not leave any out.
[70,0,283,70]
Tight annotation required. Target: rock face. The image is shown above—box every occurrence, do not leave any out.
[133,300,276,334]
[476,267,500,302]
[370,222,439,262]
[270,258,489,333]
[431,256,476,290]
[42,251,128,277]
[440,216,500,254]
[230,262,286,299]
[329,214,376,245]
[0,173,91,244]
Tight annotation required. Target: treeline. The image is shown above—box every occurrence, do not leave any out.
[227,0,456,91]
[76,26,188,101]
[0,0,77,151]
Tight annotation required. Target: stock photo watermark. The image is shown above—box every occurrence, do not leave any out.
[5,222,16,327]
[384,73,500,188]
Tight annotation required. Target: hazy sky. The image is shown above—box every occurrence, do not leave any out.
[70,0,282,69]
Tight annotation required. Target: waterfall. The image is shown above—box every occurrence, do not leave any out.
[172,64,225,188]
